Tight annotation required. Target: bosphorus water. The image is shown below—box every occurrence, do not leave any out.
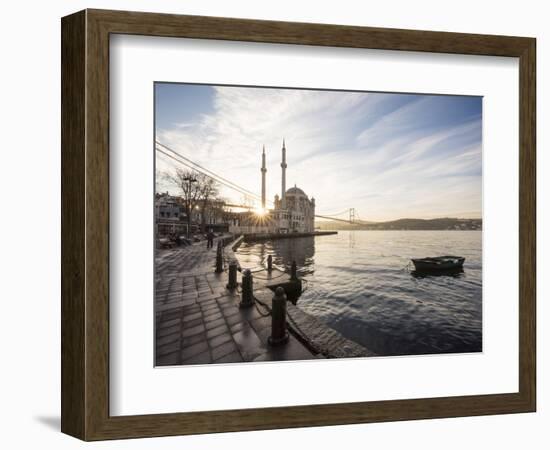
[235,230,482,357]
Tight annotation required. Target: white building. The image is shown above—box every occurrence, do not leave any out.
[229,140,316,234]
[272,185,316,233]
[155,192,186,236]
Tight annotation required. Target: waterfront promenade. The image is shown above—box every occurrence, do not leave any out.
[155,237,318,366]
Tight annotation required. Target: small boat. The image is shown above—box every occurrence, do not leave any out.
[411,256,465,272]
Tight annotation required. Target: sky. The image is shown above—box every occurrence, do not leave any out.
[155,83,482,222]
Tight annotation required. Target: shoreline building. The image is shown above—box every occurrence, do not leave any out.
[229,140,316,234]
[155,192,228,239]
[155,192,186,236]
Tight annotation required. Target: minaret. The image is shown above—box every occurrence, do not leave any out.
[261,145,267,210]
[281,138,287,209]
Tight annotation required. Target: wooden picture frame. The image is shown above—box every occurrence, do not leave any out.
[61,9,536,441]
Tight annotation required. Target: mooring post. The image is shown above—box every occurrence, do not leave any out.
[215,243,223,273]
[268,287,289,346]
[267,255,273,272]
[239,269,254,308]
[291,260,298,280]
[226,261,238,289]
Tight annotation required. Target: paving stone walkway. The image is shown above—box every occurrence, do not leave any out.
[155,238,317,366]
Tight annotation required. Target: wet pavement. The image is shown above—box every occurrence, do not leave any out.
[155,238,317,366]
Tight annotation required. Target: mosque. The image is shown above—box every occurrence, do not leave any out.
[228,140,316,234]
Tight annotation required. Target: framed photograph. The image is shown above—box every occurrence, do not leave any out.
[61,9,536,440]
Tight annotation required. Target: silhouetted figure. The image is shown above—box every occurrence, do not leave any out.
[207,229,214,249]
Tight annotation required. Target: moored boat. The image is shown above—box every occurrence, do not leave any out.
[411,256,465,271]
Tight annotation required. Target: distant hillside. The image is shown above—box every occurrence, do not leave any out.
[316,217,482,231]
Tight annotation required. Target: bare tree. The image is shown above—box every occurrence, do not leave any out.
[196,173,219,233]
[209,197,227,226]
[164,169,221,237]
[165,169,202,237]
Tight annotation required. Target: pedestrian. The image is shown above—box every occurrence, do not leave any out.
[207,228,214,249]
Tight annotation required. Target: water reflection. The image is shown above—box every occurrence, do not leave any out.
[236,230,482,357]
[238,237,316,276]
[410,268,465,279]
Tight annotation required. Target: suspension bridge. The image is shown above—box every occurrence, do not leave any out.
[156,141,369,225]
[314,208,368,225]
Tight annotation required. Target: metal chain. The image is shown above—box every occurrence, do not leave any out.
[252,295,272,317]
[218,250,322,353]
[251,271,288,281]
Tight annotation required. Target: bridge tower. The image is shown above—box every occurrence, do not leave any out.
[349,208,355,224]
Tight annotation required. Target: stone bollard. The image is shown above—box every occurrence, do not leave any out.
[226,262,238,289]
[215,244,223,273]
[290,260,298,280]
[268,287,289,346]
[239,269,254,308]
[267,255,273,272]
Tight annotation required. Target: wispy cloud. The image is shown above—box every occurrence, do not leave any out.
[156,85,481,221]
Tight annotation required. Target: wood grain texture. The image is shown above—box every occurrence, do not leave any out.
[61,10,86,439]
[518,38,536,410]
[60,9,536,441]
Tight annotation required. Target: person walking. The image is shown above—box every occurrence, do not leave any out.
[206,228,214,249]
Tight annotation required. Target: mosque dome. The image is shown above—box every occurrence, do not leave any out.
[286,186,307,197]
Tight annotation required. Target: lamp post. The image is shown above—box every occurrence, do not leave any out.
[183,175,197,238]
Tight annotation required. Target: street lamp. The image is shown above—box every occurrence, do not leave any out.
[183,175,197,237]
